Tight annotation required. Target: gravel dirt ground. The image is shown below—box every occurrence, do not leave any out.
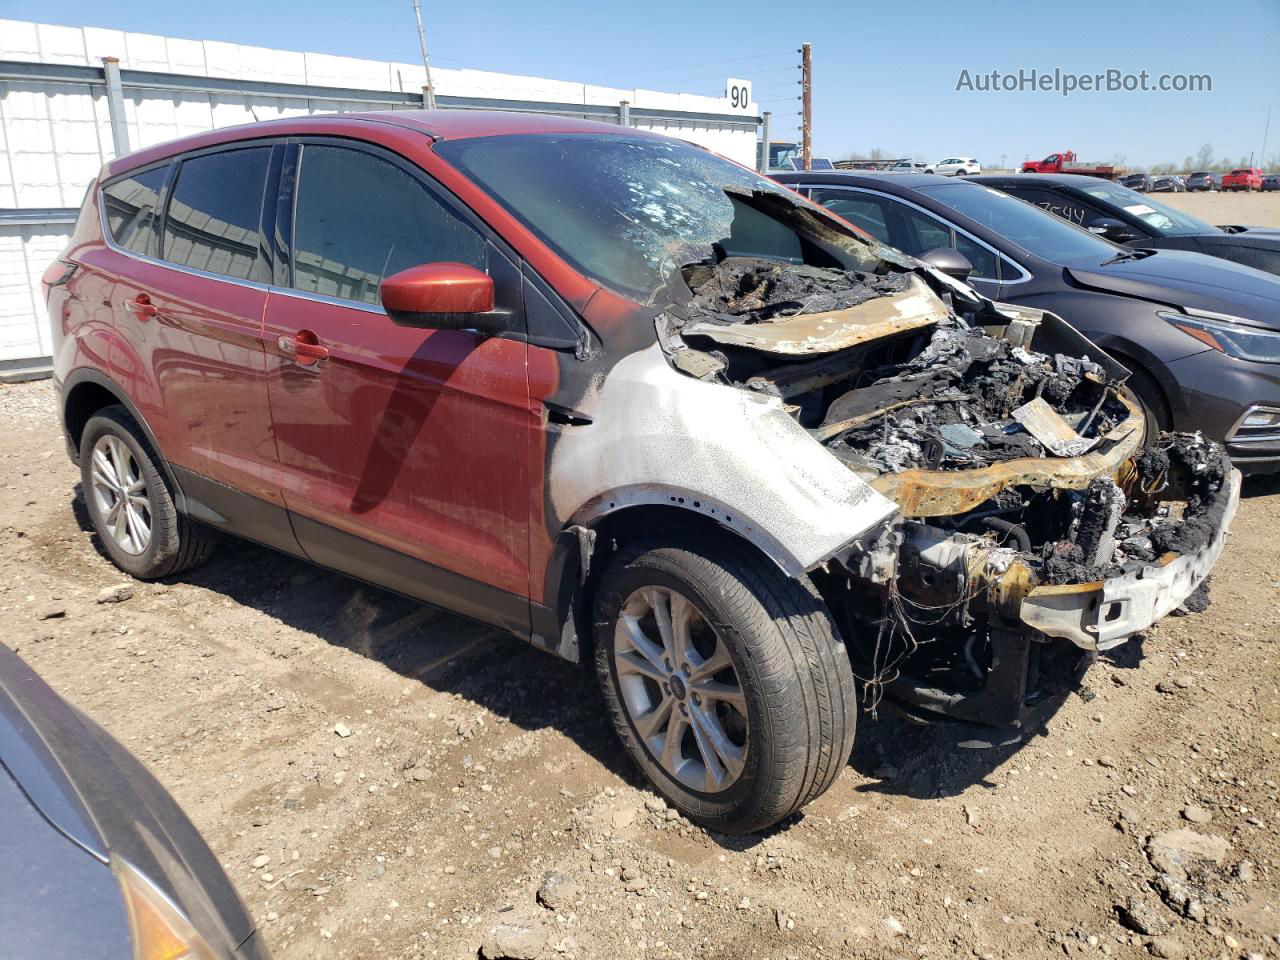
[2,190,1278,960]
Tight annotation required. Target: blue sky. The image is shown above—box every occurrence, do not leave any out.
[6,0,1278,167]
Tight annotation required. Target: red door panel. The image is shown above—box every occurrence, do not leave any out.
[263,291,537,598]
[109,260,277,504]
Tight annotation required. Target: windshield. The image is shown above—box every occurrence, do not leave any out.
[916,182,1118,263]
[1072,179,1217,235]
[771,144,799,168]
[436,134,877,300]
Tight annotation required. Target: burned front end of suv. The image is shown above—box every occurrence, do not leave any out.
[658,231,1239,734]
[442,133,1237,736]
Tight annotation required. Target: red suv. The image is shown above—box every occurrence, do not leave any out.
[48,112,1237,833]
[1222,167,1263,191]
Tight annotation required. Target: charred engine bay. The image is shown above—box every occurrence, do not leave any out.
[683,257,910,321]
[665,256,1232,703]
[674,256,1130,474]
[669,256,1227,574]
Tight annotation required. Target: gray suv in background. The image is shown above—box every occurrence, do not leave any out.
[776,170,1280,473]
[969,173,1280,277]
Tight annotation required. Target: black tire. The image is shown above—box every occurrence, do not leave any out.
[80,406,215,579]
[1119,365,1170,447]
[593,536,856,834]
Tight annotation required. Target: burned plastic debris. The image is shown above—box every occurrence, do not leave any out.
[819,318,1127,474]
[656,246,1233,721]
[1131,432,1230,557]
[991,432,1229,587]
[683,257,908,322]
[665,256,1227,599]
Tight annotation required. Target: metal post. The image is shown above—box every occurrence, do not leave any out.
[102,56,130,156]
[759,111,771,173]
[411,0,438,109]
[800,43,812,171]
[619,100,630,126]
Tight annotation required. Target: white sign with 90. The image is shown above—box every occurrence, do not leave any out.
[725,78,753,111]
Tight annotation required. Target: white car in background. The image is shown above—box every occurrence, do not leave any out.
[925,156,982,176]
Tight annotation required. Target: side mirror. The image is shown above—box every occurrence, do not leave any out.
[919,247,974,281]
[380,262,501,333]
[1088,217,1140,243]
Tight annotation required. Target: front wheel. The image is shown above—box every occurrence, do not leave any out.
[593,537,856,834]
[1119,366,1170,447]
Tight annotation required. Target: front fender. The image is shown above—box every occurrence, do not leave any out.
[548,344,900,578]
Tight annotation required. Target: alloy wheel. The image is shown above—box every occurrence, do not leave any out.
[90,434,152,555]
[612,586,749,793]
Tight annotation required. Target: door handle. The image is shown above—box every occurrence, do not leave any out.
[278,330,329,367]
[123,293,158,318]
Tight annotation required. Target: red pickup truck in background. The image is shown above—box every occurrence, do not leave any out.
[1222,167,1264,191]
[1021,150,1118,179]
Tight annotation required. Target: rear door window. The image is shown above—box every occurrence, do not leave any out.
[808,189,892,244]
[290,144,485,306]
[162,147,271,281]
[102,165,169,257]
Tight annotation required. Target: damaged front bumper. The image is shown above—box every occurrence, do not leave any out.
[1020,468,1241,650]
[835,444,1240,736]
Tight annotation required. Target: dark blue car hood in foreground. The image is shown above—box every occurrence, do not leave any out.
[0,763,133,959]
[1065,249,1280,329]
[0,644,256,957]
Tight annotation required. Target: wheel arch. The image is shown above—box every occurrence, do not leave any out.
[61,369,186,508]
[538,492,821,666]
[1087,339,1181,429]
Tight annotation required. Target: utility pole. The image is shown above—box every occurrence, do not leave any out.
[800,43,813,171]
[1262,106,1272,169]
[412,0,438,110]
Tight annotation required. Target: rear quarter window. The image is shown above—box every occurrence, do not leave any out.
[102,165,168,256]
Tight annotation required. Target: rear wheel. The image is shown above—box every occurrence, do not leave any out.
[81,406,215,579]
[594,537,856,834]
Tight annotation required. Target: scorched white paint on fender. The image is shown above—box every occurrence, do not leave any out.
[549,344,900,576]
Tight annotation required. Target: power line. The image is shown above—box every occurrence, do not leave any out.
[603,65,800,90]
[588,51,795,79]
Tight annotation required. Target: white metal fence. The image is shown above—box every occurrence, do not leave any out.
[0,18,761,374]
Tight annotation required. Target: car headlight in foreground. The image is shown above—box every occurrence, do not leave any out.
[114,859,219,960]
[1160,310,1280,362]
